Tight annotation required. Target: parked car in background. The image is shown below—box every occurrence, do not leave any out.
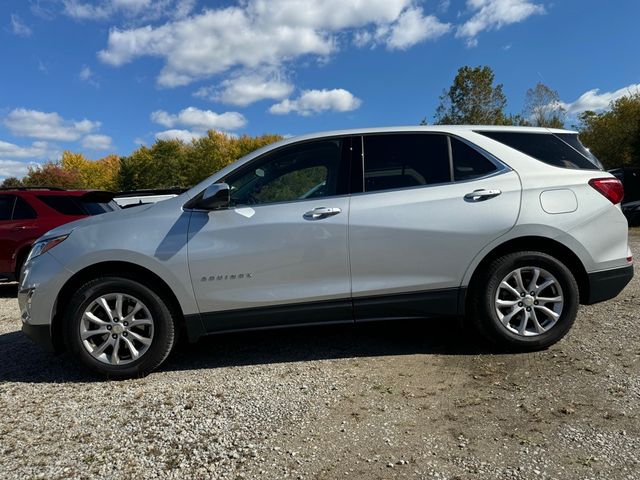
[19,126,632,378]
[114,188,186,209]
[0,187,117,281]
[609,167,640,226]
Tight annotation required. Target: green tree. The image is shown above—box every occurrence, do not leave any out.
[578,92,640,169]
[434,66,508,125]
[523,82,566,128]
[0,177,22,188]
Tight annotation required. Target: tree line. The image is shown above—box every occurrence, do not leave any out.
[3,65,639,191]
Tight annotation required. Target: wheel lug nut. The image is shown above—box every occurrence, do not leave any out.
[106,325,112,330]
[534,301,539,305]
[530,291,535,296]
[113,318,119,322]
[518,302,523,307]
[123,332,128,337]
[112,334,117,339]
[520,292,525,297]
[526,307,531,311]
[123,321,128,327]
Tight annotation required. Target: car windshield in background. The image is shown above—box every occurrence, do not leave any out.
[477,131,602,170]
[37,195,117,216]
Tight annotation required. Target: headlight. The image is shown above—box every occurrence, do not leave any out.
[26,235,69,263]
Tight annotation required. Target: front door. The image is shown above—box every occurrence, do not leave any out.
[187,137,354,332]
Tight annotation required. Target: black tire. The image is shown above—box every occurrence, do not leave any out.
[63,277,175,378]
[468,251,579,351]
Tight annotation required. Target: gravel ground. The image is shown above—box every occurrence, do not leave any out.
[1,231,639,479]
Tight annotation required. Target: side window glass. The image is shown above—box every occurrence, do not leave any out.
[227,139,344,206]
[451,137,497,181]
[0,195,15,221]
[363,134,450,192]
[12,197,37,220]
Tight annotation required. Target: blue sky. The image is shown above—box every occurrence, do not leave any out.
[1,0,639,180]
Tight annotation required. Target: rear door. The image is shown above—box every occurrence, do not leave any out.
[348,133,521,320]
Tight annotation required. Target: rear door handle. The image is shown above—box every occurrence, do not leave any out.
[464,189,502,202]
[303,207,342,220]
[12,226,32,231]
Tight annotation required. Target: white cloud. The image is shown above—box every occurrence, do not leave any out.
[63,0,194,21]
[0,160,37,180]
[98,0,447,87]
[560,84,640,117]
[151,107,247,136]
[79,65,100,88]
[10,14,32,37]
[63,1,110,19]
[269,88,362,116]
[196,69,294,106]
[4,108,100,141]
[385,7,451,50]
[456,0,545,46]
[81,134,114,150]
[0,140,54,159]
[155,129,203,143]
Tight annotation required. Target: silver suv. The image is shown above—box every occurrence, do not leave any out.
[19,126,633,377]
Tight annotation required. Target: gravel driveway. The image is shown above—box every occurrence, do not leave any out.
[1,231,639,480]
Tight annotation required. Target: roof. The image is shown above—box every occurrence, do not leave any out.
[0,188,106,196]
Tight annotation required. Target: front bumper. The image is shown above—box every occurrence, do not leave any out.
[585,264,634,304]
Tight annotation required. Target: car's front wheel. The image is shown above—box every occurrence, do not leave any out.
[469,251,579,350]
[64,277,176,378]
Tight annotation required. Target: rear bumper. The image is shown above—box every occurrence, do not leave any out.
[585,264,634,305]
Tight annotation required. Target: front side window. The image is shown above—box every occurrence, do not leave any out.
[227,139,346,206]
[362,134,450,192]
[451,137,497,181]
[0,195,15,221]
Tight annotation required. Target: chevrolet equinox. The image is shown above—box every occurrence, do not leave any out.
[19,126,634,377]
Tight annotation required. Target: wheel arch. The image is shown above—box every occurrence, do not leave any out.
[464,236,590,311]
[51,261,186,352]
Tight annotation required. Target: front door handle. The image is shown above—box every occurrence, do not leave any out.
[303,207,342,220]
[12,225,32,231]
[464,189,502,202]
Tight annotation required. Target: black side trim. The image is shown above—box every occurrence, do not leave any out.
[585,265,634,305]
[22,323,54,352]
[199,299,354,335]
[185,288,464,341]
[353,288,460,320]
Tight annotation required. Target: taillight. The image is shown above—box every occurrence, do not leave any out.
[589,178,624,204]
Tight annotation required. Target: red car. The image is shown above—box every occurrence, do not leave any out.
[0,187,117,281]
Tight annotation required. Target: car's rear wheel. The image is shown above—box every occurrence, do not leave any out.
[64,277,175,378]
[469,251,579,350]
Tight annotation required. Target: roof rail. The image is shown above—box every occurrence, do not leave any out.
[0,186,66,191]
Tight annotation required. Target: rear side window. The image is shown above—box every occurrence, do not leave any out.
[12,197,37,219]
[363,134,450,192]
[451,137,497,181]
[37,195,115,216]
[478,131,600,170]
[0,195,15,221]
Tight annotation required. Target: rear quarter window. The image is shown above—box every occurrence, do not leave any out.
[478,131,600,170]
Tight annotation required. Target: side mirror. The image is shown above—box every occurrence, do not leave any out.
[195,183,230,210]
